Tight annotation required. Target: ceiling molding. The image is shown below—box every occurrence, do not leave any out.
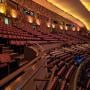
[47,0,90,30]
[32,0,84,27]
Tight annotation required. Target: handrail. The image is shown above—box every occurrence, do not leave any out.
[19,54,47,89]
[0,53,41,87]
[4,51,47,90]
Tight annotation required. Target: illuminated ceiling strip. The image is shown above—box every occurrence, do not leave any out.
[80,0,90,11]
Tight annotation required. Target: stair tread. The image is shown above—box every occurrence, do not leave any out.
[10,53,18,55]
[0,44,4,46]
[2,50,13,53]
[15,54,24,59]
[2,47,9,49]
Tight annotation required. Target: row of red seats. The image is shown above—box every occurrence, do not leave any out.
[11,18,89,44]
[46,49,75,89]
[46,46,89,90]
[0,18,89,45]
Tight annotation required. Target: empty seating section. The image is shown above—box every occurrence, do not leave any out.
[0,24,28,46]
[0,15,89,45]
[46,46,90,90]
[0,2,89,89]
[0,21,89,89]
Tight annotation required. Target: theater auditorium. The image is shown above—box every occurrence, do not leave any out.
[0,0,90,90]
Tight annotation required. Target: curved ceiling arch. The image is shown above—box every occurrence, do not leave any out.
[47,0,90,30]
[33,0,90,30]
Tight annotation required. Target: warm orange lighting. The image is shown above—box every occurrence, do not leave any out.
[59,25,63,30]
[77,27,80,31]
[47,0,90,30]
[0,3,6,14]
[72,27,76,31]
[36,18,41,25]
[47,22,51,28]
[52,23,55,28]
[65,26,68,30]
[27,16,33,23]
[10,9,17,18]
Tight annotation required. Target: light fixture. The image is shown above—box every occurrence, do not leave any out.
[0,3,6,14]
[27,16,33,23]
[77,26,80,31]
[65,26,68,30]
[10,9,17,18]
[47,22,51,28]
[52,23,55,28]
[59,25,63,30]
[36,18,41,25]
[72,27,76,31]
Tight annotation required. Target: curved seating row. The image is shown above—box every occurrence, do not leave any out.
[46,46,90,90]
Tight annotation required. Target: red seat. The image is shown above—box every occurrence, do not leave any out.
[0,53,11,63]
[48,76,58,90]
[65,64,75,80]
[60,80,67,90]
[57,66,66,76]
